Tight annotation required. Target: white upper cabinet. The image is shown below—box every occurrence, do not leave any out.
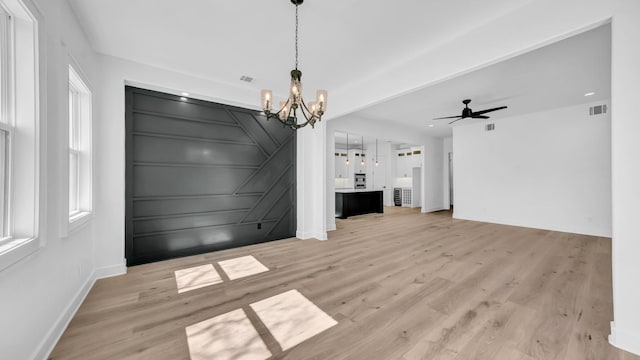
[396,148,422,177]
[334,152,348,178]
[349,149,366,174]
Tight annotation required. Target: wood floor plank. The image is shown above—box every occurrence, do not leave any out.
[49,207,640,360]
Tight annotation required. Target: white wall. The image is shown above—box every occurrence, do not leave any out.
[443,137,453,209]
[453,102,612,237]
[0,0,102,359]
[422,139,445,212]
[381,141,395,206]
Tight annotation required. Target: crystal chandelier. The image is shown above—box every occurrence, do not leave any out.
[260,0,327,130]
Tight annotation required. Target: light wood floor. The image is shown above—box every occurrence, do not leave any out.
[50,207,640,360]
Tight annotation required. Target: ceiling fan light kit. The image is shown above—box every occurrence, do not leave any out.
[261,0,327,130]
[433,99,507,124]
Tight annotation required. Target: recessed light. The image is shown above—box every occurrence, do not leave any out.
[181,92,190,97]
[428,124,434,127]
[180,97,188,101]
[584,92,595,97]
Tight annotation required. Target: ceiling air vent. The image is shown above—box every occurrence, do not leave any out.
[240,75,254,83]
[485,123,495,131]
[589,104,607,116]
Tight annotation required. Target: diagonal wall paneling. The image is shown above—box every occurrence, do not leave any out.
[125,87,296,266]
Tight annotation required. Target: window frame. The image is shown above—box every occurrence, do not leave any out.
[66,64,92,232]
[0,0,41,271]
[0,5,12,241]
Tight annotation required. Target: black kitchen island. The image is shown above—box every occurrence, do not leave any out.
[335,190,384,219]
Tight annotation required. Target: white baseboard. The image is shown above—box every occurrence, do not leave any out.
[422,206,447,213]
[296,230,328,241]
[326,222,336,232]
[609,321,640,356]
[296,230,310,239]
[32,270,96,360]
[95,260,127,279]
[33,260,127,360]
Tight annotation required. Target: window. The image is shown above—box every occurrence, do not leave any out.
[68,65,92,227]
[0,7,10,238]
[0,0,40,271]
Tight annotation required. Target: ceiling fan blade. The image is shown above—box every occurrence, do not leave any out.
[433,115,462,120]
[471,106,507,116]
[448,118,465,125]
[472,115,490,119]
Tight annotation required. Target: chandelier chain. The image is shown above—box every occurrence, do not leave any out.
[295,3,299,69]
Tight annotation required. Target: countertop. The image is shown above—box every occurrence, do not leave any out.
[335,189,384,193]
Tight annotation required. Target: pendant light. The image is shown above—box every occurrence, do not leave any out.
[360,136,365,166]
[375,138,379,166]
[345,134,349,166]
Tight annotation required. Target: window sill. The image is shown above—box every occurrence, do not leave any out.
[0,236,40,271]
[69,211,93,234]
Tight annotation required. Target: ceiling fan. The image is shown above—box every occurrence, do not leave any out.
[433,99,507,124]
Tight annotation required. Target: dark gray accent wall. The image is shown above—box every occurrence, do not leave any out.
[125,87,296,266]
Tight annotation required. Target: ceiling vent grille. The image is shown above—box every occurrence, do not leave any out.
[485,123,495,131]
[240,75,254,83]
[589,104,607,116]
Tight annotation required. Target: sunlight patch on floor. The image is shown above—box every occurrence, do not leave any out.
[218,255,269,280]
[250,289,338,351]
[185,308,271,360]
[174,264,223,293]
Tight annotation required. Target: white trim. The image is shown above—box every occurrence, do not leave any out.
[94,260,127,280]
[68,210,92,234]
[32,270,96,360]
[609,321,640,356]
[32,260,126,360]
[296,230,327,241]
[296,230,311,239]
[0,235,38,271]
[0,0,41,268]
[422,206,448,213]
[62,64,93,237]
[326,222,336,232]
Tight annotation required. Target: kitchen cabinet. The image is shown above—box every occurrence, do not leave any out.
[334,152,348,179]
[396,150,412,177]
[396,148,422,177]
[335,190,383,219]
[349,149,367,174]
[410,148,422,168]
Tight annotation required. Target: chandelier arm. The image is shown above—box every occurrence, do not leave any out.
[292,117,314,129]
[288,105,314,130]
[298,97,320,122]
[265,98,291,119]
[275,104,305,129]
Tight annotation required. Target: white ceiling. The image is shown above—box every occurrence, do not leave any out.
[351,24,611,137]
[68,0,532,102]
[68,1,610,139]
